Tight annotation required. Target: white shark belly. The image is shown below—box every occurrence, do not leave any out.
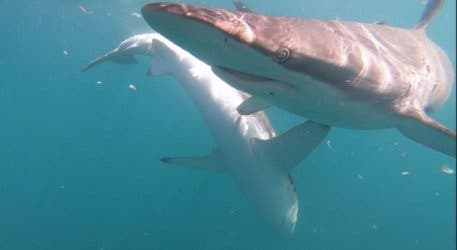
[283,82,395,129]
[154,43,300,229]
[85,33,332,232]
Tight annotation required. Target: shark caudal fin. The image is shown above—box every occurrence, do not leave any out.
[81,50,117,72]
[414,0,445,30]
[160,148,227,173]
[252,121,330,172]
[397,109,456,157]
[82,48,138,72]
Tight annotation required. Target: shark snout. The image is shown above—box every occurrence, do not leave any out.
[141,3,258,54]
[280,201,298,235]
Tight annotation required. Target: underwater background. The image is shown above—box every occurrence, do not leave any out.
[0,0,455,249]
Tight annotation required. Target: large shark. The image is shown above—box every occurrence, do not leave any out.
[140,0,456,157]
[83,33,330,234]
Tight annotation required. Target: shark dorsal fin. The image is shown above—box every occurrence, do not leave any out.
[252,121,330,173]
[415,0,445,30]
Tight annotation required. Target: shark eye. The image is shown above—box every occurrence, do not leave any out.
[273,47,290,63]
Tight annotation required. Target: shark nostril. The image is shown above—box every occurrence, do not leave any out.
[273,47,290,63]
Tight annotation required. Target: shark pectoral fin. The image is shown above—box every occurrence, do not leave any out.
[160,148,227,173]
[253,121,330,172]
[112,52,138,64]
[237,97,271,115]
[397,110,456,157]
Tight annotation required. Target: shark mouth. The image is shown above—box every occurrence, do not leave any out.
[212,65,295,97]
[213,65,274,82]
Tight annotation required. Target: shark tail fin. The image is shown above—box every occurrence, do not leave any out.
[111,52,138,64]
[397,109,456,157]
[160,148,227,173]
[82,49,137,72]
[253,120,330,172]
[81,51,116,72]
[414,0,445,30]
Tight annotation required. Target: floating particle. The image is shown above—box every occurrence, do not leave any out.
[129,84,137,91]
[79,5,94,15]
[434,192,440,196]
[326,140,335,151]
[58,185,65,190]
[400,152,407,158]
[370,224,378,230]
[357,174,364,180]
[96,80,103,85]
[131,12,142,19]
[441,166,455,175]
[401,171,410,176]
[63,50,69,56]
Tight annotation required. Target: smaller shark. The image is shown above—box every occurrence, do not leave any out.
[83,33,330,234]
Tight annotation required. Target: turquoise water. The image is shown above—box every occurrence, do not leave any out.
[0,0,455,249]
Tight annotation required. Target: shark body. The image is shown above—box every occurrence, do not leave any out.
[140,0,455,157]
[83,33,329,234]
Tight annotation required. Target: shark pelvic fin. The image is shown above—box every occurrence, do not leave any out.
[252,121,330,172]
[160,148,227,173]
[397,109,456,157]
[237,96,271,115]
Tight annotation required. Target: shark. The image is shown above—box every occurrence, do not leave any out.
[83,32,330,234]
[140,0,456,157]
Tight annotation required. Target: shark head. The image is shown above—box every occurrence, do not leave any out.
[140,3,345,95]
[273,174,299,235]
[243,172,299,235]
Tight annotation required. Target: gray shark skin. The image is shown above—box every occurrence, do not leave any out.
[140,0,455,157]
